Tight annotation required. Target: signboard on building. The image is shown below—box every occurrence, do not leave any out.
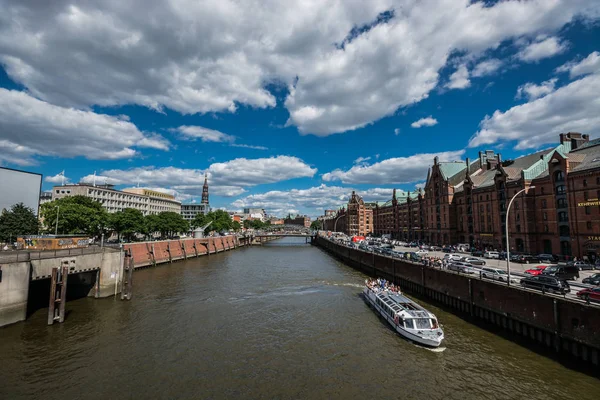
[0,167,42,216]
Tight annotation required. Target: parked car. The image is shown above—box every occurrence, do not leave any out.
[515,255,540,264]
[573,261,595,271]
[576,287,600,302]
[537,254,558,263]
[463,257,486,266]
[542,265,580,281]
[448,262,473,274]
[520,275,570,295]
[416,249,429,255]
[582,273,600,285]
[484,251,500,259]
[442,246,455,253]
[480,267,518,283]
[444,254,462,262]
[524,265,548,276]
[471,250,484,257]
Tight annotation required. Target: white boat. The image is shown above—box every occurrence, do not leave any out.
[363,284,444,347]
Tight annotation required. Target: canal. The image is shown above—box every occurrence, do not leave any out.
[1,237,599,399]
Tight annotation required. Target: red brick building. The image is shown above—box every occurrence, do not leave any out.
[323,191,373,236]
[362,132,598,260]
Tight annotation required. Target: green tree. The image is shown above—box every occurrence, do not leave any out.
[232,221,241,231]
[155,212,189,238]
[191,212,210,230]
[109,208,145,241]
[0,203,40,242]
[143,214,161,238]
[206,210,232,233]
[40,196,108,236]
[310,220,322,230]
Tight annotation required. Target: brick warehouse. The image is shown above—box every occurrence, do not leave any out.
[323,133,600,261]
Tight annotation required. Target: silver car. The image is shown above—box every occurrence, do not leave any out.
[480,267,519,284]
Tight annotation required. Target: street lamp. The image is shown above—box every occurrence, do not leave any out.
[54,205,60,236]
[333,213,345,233]
[505,186,534,286]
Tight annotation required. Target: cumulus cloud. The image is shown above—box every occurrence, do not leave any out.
[231,184,396,217]
[322,150,465,184]
[80,155,316,200]
[0,89,169,165]
[516,78,557,100]
[0,1,598,136]
[556,51,600,78]
[471,58,503,78]
[446,65,471,89]
[517,36,569,62]
[469,54,600,149]
[175,126,235,143]
[45,172,70,184]
[411,116,438,128]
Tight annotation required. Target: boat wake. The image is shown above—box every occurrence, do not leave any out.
[318,280,364,288]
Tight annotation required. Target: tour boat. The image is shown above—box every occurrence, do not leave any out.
[363,283,444,347]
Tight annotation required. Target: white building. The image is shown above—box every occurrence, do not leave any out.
[51,184,181,215]
[243,207,266,221]
[0,167,42,215]
[181,204,210,221]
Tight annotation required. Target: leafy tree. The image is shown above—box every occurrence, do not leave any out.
[191,212,210,230]
[143,214,161,238]
[0,203,40,242]
[232,221,241,231]
[40,196,108,236]
[310,220,322,230]
[109,208,145,241]
[206,209,232,233]
[155,211,189,238]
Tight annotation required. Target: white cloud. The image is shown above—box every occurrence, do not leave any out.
[394,128,400,136]
[354,156,371,165]
[411,116,438,128]
[556,51,600,78]
[80,155,316,199]
[322,150,465,184]
[517,36,568,62]
[45,172,70,184]
[0,1,598,136]
[229,144,268,150]
[446,64,471,89]
[232,184,396,217]
[469,56,600,150]
[471,58,503,78]
[0,89,169,165]
[175,126,235,143]
[516,78,557,100]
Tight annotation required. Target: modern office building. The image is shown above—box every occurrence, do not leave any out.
[51,184,181,215]
[181,204,210,221]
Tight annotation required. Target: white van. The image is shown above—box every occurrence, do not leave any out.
[484,251,500,259]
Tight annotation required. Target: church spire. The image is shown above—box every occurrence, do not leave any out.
[201,172,209,205]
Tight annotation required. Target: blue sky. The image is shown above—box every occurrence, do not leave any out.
[0,0,599,217]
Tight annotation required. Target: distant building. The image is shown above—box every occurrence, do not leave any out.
[52,184,181,215]
[181,204,210,221]
[243,207,266,221]
[284,214,311,228]
[323,191,373,236]
[269,218,284,225]
[324,209,336,217]
[39,191,53,206]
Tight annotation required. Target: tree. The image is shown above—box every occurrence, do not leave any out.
[0,203,39,242]
[143,214,161,238]
[109,208,145,241]
[191,212,210,230]
[232,221,241,231]
[310,220,322,230]
[155,212,189,238]
[40,196,108,236]
[206,210,232,234]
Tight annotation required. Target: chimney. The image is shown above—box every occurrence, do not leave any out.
[465,157,470,179]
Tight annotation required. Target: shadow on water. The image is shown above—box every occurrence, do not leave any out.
[26,271,98,318]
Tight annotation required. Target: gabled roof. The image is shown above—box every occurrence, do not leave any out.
[438,161,466,181]
[569,141,600,173]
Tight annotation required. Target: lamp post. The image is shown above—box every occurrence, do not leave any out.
[505,186,534,286]
[333,213,345,233]
[54,205,60,236]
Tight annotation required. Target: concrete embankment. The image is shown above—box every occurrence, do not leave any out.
[0,236,248,327]
[314,236,600,370]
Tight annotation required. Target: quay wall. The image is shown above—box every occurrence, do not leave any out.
[314,236,600,370]
[123,235,243,269]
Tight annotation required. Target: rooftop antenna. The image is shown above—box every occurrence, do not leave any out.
[60,170,65,186]
[93,171,97,187]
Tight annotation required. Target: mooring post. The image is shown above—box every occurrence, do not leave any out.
[181,241,187,260]
[47,265,69,325]
[121,250,134,300]
[167,241,172,263]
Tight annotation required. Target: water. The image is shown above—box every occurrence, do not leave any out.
[1,238,598,399]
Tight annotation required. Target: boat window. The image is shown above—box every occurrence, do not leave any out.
[414,319,432,329]
[404,319,415,329]
[431,319,438,329]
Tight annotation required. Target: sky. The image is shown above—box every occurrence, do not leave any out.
[1,0,599,218]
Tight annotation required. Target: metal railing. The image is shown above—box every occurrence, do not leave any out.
[0,246,118,263]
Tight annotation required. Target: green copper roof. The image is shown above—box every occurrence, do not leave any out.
[438,161,466,181]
